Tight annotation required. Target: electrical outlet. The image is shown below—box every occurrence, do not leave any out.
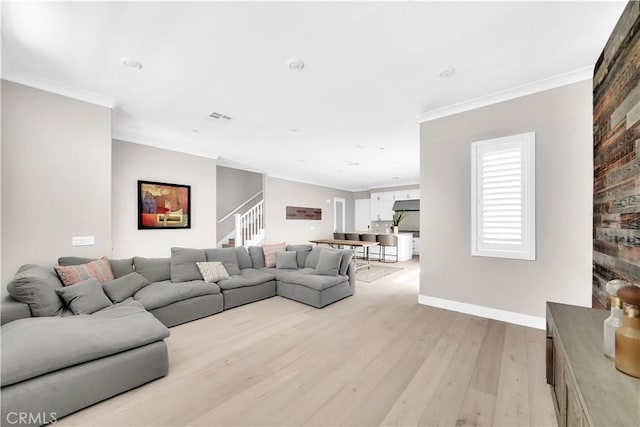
[72,236,95,246]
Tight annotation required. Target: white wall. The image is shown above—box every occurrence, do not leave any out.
[112,140,217,257]
[1,81,112,288]
[264,176,354,245]
[419,81,593,328]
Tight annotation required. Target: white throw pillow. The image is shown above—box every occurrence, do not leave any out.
[196,261,230,283]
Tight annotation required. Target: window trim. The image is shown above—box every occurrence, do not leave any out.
[471,132,536,260]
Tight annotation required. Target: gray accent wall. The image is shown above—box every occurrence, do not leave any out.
[264,176,354,245]
[112,140,216,258]
[1,81,112,288]
[216,166,263,244]
[420,80,593,320]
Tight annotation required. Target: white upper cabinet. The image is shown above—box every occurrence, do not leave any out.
[370,188,419,221]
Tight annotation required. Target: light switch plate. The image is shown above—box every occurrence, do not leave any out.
[72,236,95,246]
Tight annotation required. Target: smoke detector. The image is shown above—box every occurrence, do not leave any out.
[121,57,142,69]
[287,58,305,71]
[439,66,456,78]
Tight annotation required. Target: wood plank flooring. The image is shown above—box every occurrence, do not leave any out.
[58,259,557,426]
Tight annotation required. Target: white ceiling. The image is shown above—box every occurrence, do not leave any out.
[1,1,626,191]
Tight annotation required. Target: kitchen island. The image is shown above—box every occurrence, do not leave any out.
[349,232,413,262]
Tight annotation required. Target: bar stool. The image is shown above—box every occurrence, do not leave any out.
[345,233,362,258]
[360,234,377,263]
[376,234,398,263]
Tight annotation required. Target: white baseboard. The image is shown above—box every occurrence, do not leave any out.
[418,294,545,330]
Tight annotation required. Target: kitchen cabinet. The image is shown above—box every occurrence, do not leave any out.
[370,189,419,221]
[412,237,420,255]
[546,303,639,427]
[370,192,395,221]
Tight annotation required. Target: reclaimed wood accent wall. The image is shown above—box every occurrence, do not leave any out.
[285,206,322,220]
[593,1,640,307]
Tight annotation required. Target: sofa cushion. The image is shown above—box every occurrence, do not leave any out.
[315,250,342,276]
[276,251,298,269]
[102,272,150,303]
[0,300,169,387]
[58,257,135,279]
[133,280,220,311]
[338,250,354,276]
[196,261,230,283]
[54,257,114,286]
[304,247,323,269]
[204,248,241,276]
[260,267,300,281]
[217,269,275,290]
[248,246,265,269]
[55,278,113,315]
[304,247,352,276]
[6,264,65,317]
[262,242,286,268]
[171,247,206,282]
[279,272,348,291]
[235,246,253,269]
[133,257,171,282]
[286,244,313,268]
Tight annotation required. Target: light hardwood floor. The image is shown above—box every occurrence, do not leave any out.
[59,258,557,426]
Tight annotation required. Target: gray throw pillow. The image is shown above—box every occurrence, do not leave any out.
[55,278,113,315]
[171,247,206,282]
[304,247,323,269]
[7,264,65,317]
[248,246,265,269]
[102,272,150,303]
[235,246,253,269]
[286,244,313,268]
[133,257,171,282]
[204,248,241,276]
[276,251,298,269]
[315,250,342,277]
[338,250,354,276]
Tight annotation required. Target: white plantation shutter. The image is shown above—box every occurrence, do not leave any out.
[471,132,535,260]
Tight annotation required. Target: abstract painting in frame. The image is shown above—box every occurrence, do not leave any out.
[138,180,191,229]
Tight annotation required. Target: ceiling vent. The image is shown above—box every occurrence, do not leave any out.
[208,112,232,122]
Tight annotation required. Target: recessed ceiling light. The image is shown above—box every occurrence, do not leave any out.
[192,129,199,133]
[379,147,385,150]
[392,176,400,180]
[298,159,305,162]
[346,161,360,166]
[356,144,364,148]
[287,58,305,71]
[439,66,456,78]
[121,57,142,69]
[289,128,299,133]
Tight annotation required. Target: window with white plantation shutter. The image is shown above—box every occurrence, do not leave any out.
[471,132,535,260]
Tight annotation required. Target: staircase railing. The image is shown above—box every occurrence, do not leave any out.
[234,200,264,247]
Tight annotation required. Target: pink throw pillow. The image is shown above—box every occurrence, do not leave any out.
[54,257,115,286]
[262,242,287,268]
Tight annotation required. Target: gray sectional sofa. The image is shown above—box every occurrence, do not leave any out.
[0,243,354,426]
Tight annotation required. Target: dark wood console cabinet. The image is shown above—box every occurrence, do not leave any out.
[546,302,639,427]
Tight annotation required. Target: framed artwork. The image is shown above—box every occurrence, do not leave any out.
[138,180,191,229]
[286,206,322,220]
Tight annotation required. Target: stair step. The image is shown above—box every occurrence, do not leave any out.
[228,238,235,245]
[221,243,234,248]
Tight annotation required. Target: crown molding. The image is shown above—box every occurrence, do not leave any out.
[1,72,117,109]
[418,66,594,123]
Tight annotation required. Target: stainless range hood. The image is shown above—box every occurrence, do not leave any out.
[392,199,419,212]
